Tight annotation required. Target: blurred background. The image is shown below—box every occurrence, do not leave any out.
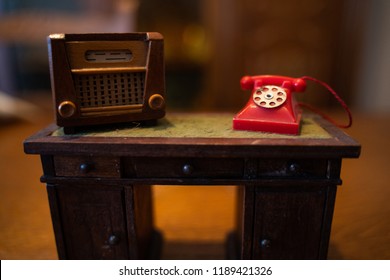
[0,0,389,259]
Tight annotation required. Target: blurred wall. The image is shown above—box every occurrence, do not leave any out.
[0,0,138,95]
[138,0,375,112]
[200,0,347,111]
[1,0,389,114]
[201,0,390,114]
[354,0,390,113]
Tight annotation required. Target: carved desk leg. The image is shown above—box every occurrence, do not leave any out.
[126,185,162,259]
[229,185,255,259]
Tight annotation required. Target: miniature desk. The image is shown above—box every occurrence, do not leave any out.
[24,113,360,259]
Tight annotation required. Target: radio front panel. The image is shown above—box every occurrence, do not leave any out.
[48,33,165,132]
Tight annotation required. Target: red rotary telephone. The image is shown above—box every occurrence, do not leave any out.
[233,75,352,135]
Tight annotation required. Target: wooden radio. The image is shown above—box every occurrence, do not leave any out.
[48,33,165,133]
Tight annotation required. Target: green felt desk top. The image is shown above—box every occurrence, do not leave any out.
[52,113,331,139]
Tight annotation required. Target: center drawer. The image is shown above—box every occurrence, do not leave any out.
[124,157,244,178]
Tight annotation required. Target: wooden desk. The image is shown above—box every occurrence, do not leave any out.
[24,113,360,259]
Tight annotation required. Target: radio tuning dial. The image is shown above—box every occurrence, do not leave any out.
[148,94,165,110]
[58,101,76,118]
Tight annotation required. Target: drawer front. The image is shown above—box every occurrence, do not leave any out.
[257,159,328,179]
[54,156,121,178]
[126,158,244,178]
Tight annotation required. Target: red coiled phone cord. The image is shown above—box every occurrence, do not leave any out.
[299,76,353,128]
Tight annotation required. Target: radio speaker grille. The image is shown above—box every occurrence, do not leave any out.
[74,72,145,109]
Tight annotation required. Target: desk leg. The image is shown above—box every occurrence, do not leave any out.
[46,184,67,259]
[228,185,255,259]
[125,185,162,259]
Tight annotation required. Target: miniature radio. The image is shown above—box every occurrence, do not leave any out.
[48,33,165,133]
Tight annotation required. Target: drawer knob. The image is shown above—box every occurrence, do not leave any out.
[79,163,91,174]
[182,164,194,175]
[261,239,271,248]
[288,163,299,173]
[108,234,120,246]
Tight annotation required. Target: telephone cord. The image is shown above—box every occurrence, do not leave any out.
[299,76,353,128]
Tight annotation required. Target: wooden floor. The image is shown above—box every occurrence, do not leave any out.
[0,97,389,259]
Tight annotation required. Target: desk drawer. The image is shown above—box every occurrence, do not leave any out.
[257,159,328,178]
[125,158,244,178]
[54,156,121,178]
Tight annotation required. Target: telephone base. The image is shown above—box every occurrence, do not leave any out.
[232,116,301,135]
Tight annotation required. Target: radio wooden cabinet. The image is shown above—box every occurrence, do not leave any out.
[24,114,360,259]
[48,33,166,133]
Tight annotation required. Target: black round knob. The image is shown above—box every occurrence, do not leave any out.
[288,163,299,172]
[182,164,194,175]
[261,239,271,248]
[79,163,90,174]
[108,234,120,246]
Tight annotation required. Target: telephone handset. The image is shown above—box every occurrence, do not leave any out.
[233,75,352,135]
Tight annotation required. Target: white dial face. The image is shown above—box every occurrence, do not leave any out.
[253,85,287,108]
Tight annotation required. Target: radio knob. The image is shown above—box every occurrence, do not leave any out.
[148,94,165,110]
[58,101,76,118]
